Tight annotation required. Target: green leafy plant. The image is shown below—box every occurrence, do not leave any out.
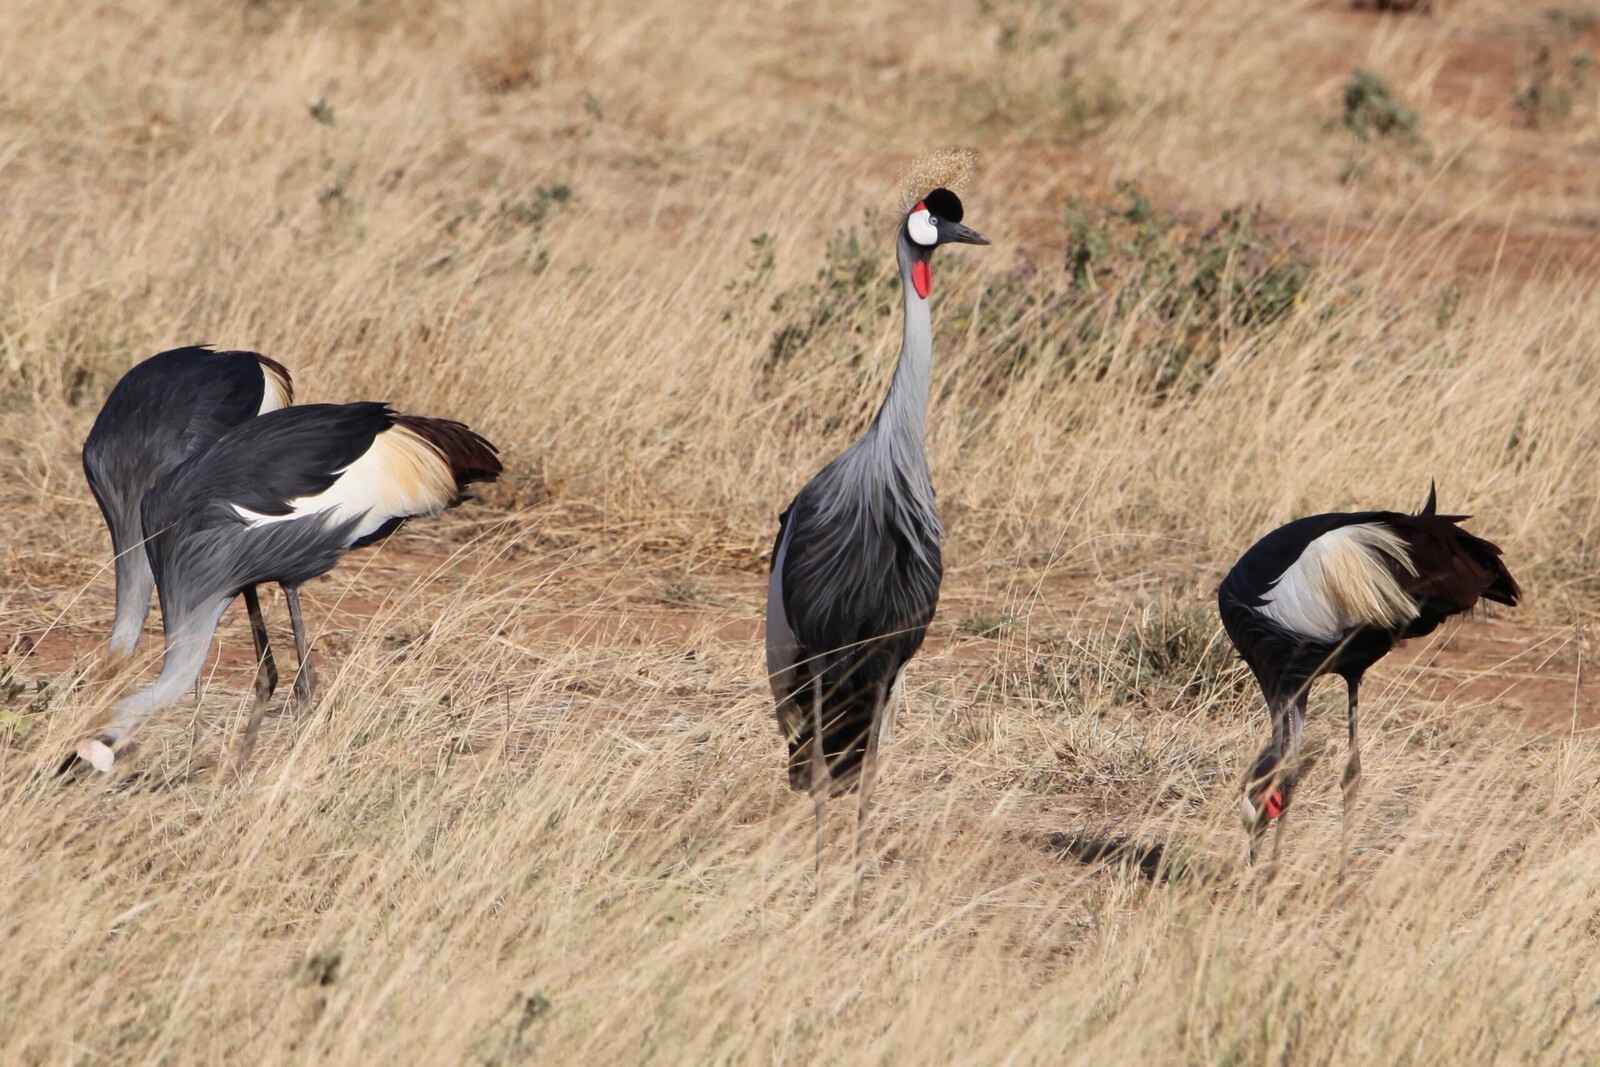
[1031,183,1316,394]
[764,213,899,373]
[1339,69,1431,182]
[1515,44,1591,126]
[0,666,50,741]
[720,233,775,323]
[495,184,574,232]
[308,96,337,126]
[1343,69,1421,142]
[291,947,343,987]
[762,185,1317,405]
[954,609,1022,639]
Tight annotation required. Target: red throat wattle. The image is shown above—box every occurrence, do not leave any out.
[912,260,931,298]
[1265,789,1285,820]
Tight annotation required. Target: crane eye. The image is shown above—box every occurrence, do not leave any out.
[928,217,939,227]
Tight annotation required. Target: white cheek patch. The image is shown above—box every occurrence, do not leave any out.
[1241,794,1258,825]
[907,208,938,247]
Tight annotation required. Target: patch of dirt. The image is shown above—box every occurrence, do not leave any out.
[1376,613,1599,735]
[8,538,1589,756]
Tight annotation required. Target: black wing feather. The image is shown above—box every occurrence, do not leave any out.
[82,346,285,550]
[139,403,394,597]
[156,402,394,520]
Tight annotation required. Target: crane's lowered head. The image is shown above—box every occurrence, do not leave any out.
[1241,746,1320,861]
[1241,749,1292,854]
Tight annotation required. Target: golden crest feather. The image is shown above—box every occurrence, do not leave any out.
[897,146,979,213]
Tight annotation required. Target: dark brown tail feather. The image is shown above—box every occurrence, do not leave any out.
[1392,513,1521,612]
[1477,540,1521,607]
[392,414,503,496]
[1418,479,1437,517]
[1402,482,1519,609]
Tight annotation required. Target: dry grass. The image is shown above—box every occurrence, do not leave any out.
[3,0,1600,1061]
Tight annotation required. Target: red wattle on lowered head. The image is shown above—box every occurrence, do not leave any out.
[912,260,931,298]
[1265,789,1285,820]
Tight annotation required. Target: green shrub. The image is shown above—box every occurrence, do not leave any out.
[1515,44,1591,126]
[762,184,1317,403]
[1342,69,1421,142]
[1119,596,1252,708]
[764,214,899,373]
[975,183,1317,397]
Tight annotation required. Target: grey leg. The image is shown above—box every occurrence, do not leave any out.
[1269,810,1288,879]
[242,584,279,708]
[854,675,895,909]
[810,672,832,879]
[237,708,267,768]
[1340,676,1363,882]
[236,585,279,767]
[284,585,317,708]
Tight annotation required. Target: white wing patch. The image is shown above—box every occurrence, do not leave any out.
[1258,523,1419,642]
[232,423,458,544]
[258,362,293,415]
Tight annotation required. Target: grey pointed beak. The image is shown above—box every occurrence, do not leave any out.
[941,222,990,246]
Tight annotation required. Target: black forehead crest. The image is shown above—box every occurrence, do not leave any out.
[921,188,964,223]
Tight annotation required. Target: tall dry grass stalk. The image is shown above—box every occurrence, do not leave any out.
[1,0,1596,1061]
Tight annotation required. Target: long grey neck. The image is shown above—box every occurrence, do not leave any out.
[108,539,156,656]
[862,231,934,489]
[1266,688,1308,761]
[104,597,230,746]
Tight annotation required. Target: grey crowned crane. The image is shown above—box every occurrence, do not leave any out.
[765,148,989,871]
[74,401,501,772]
[1217,484,1520,869]
[83,346,294,706]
